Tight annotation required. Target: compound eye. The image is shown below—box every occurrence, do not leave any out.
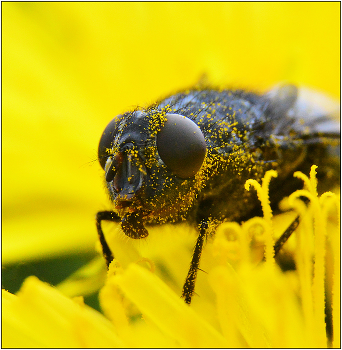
[156,114,206,178]
[98,116,122,169]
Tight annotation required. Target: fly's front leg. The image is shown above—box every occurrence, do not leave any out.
[182,219,209,305]
[96,211,121,268]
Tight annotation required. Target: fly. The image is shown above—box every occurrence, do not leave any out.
[96,84,340,304]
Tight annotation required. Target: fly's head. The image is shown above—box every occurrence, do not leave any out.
[98,108,207,239]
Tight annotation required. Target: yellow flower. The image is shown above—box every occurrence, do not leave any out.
[3,168,340,347]
[2,2,340,348]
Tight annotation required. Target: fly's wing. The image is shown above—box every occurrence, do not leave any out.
[265,84,340,139]
[293,87,340,133]
[264,84,340,196]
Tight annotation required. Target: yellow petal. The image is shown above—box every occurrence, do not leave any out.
[113,263,228,347]
[2,276,124,348]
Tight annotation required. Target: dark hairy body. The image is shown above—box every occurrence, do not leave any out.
[96,84,340,304]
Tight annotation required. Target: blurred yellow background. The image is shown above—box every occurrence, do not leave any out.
[2,2,340,265]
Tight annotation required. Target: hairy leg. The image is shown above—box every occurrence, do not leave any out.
[96,211,121,268]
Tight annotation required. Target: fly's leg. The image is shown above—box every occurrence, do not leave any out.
[96,211,121,268]
[273,197,310,256]
[182,214,302,304]
[181,219,209,305]
[273,215,300,256]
